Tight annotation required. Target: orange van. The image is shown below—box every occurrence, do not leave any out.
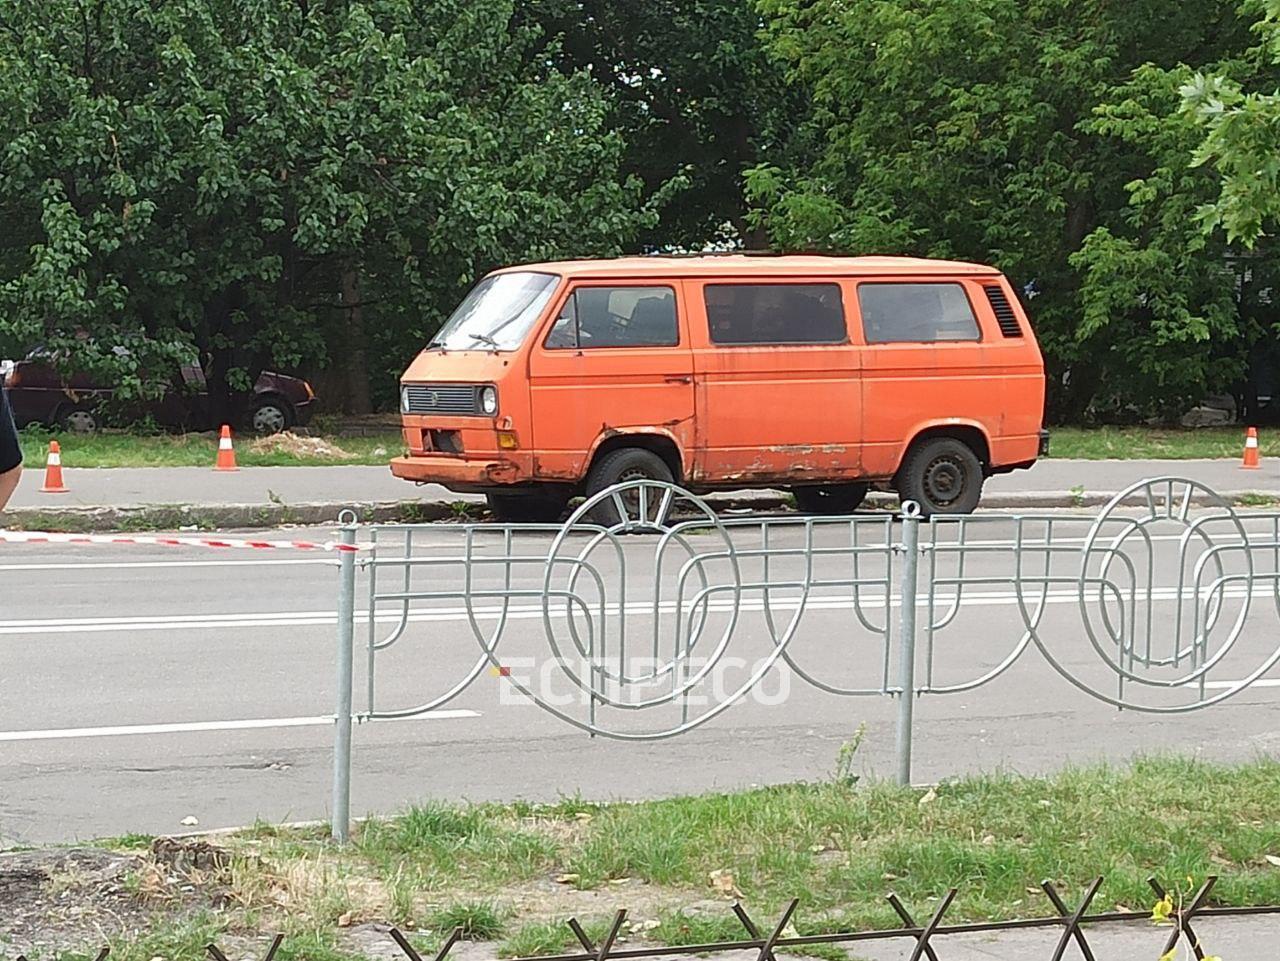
[391,255,1047,519]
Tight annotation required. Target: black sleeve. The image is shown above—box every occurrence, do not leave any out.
[0,387,22,473]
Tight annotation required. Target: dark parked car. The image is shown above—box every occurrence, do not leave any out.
[0,354,316,434]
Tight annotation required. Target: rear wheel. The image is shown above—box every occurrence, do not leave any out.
[792,482,868,515]
[485,487,571,523]
[895,437,984,515]
[584,447,675,526]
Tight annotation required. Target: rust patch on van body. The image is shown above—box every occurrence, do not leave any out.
[531,458,580,481]
[715,445,864,485]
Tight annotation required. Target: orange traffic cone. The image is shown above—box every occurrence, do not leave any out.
[40,440,68,493]
[1242,426,1261,470]
[214,424,239,472]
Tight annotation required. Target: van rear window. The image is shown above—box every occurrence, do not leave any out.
[858,283,980,343]
[704,284,846,345]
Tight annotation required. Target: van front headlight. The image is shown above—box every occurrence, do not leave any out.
[479,386,498,416]
[400,386,411,414]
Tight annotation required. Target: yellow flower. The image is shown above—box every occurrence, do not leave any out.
[1151,895,1174,925]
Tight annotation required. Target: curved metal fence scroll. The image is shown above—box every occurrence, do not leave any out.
[354,475,1280,728]
[360,481,899,739]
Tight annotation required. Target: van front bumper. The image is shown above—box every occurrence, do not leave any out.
[391,454,525,491]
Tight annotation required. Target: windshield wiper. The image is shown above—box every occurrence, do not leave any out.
[468,332,500,349]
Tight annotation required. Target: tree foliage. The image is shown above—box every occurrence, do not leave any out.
[1185,0,1280,247]
[748,0,1276,420]
[1,0,1276,423]
[522,0,797,249]
[0,0,654,414]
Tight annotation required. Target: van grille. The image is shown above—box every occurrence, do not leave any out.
[983,285,1023,338]
[403,384,481,416]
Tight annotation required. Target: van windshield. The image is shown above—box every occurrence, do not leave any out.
[429,271,559,351]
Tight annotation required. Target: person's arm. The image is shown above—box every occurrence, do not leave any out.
[0,462,19,510]
[0,387,22,511]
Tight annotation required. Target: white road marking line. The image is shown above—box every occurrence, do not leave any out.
[0,710,481,743]
[1201,679,1280,690]
[0,558,333,571]
[2,585,1273,636]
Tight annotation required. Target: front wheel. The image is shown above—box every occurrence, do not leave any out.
[485,488,571,523]
[895,437,984,516]
[792,483,868,515]
[584,448,674,527]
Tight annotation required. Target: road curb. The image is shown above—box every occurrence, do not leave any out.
[0,500,459,533]
[2,487,1277,532]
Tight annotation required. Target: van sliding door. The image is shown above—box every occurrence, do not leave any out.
[687,279,863,486]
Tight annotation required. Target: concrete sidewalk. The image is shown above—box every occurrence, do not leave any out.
[690,914,1280,960]
[2,458,1278,530]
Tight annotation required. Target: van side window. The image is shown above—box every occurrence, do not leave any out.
[704,284,846,345]
[545,286,679,349]
[858,283,980,343]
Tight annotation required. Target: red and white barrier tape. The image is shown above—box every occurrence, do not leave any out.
[0,530,360,552]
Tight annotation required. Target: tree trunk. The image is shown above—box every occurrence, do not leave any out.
[342,264,372,415]
[730,113,771,250]
[201,292,235,430]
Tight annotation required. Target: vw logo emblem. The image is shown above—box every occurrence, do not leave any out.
[425,390,439,407]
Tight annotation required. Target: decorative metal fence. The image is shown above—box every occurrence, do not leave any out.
[19,876,1280,961]
[328,476,1280,841]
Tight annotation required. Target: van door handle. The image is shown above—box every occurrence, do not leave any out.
[664,375,692,384]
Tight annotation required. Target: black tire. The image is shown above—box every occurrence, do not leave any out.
[792,482,869,515]
[485,488,571,523]
[895,437,984,516]
[584,447,674,526]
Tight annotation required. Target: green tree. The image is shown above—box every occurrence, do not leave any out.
[1178,0,1280,419]
[0,0,654,419]
[1184,0,1280,246]
[748,0,1267,420]
[523,0,797,249]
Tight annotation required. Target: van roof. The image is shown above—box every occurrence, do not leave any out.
[496,254,1004,279]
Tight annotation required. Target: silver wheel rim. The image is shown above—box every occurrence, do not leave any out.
[253,405,287,433]
[66,410,97,433]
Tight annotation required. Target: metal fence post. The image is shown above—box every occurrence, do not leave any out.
[331,518,358,843]
[895,501,922,787]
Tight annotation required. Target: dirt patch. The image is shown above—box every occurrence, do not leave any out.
[246,432,353,459]
[1,848,143,954]
[0,840,232,957]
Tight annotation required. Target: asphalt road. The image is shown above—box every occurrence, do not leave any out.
[3,508,1280,845]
